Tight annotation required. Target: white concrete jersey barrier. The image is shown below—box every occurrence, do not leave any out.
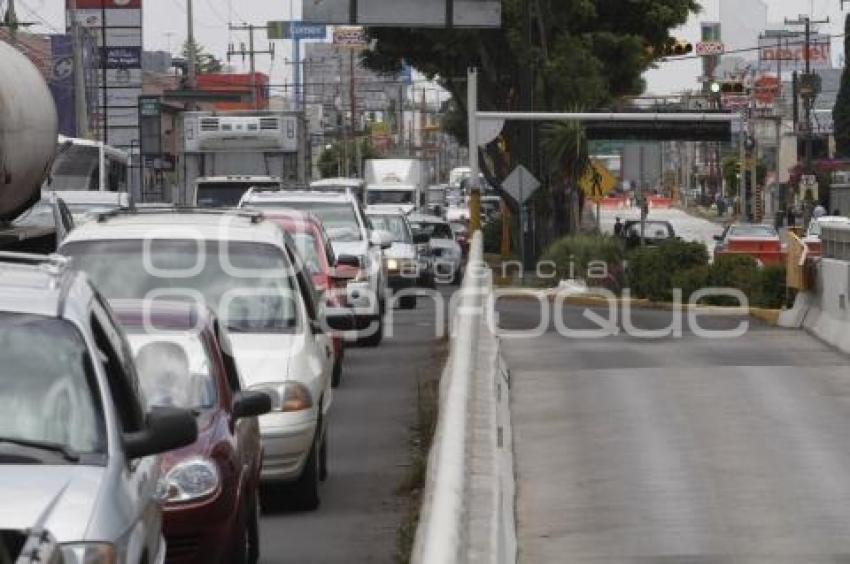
[780,257,850,355]
[411,231,517,564]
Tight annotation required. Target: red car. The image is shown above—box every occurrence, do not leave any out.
[713,223,785,266]
[262,209,353,387]
[111,299,271,564]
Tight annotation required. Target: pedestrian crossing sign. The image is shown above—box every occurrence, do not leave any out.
[580,160,617,203]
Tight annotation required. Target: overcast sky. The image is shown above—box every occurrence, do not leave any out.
[11,0,849,96]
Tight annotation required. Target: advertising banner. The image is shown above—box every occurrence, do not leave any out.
[49,34,77,137]
[758,33,832,72]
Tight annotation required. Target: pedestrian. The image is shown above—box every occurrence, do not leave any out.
[813,204,827,219]
[833,209,841,217]
[613,217,623,237]
[786,206,795,227]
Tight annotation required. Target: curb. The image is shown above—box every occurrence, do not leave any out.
[495,289,784,324]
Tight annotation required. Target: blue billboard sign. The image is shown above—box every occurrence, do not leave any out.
[293,22,327,40]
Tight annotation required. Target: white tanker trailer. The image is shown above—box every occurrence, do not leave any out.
[0,40,61,251]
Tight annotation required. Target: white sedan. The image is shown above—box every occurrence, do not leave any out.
[408,213,464,284]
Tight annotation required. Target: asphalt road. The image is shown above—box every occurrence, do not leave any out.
[498,300,850,564]
[258,288,450,564]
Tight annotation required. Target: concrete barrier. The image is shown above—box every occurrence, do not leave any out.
[411,231,517,564]
[780,257,850,354]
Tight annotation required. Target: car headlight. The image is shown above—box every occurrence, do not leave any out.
[386,258,399,271]
[61,543,116,564]
[155,457,220,503]
[251,382,313,412]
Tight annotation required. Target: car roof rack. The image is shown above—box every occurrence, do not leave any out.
[94,206,265,224]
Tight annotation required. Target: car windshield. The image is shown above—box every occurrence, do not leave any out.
[124,332,217,412]
[626,222,671,238]
[62,239,299,334]
[12,201,54,228]
[411,222,453,240]
[290,232,323,275]
[366,190,414,205]
[0,314,106,461]
[368,214,412,243]
[198,183,278,207]
[251,201,363,242]
[728,225,778,238]
[50,144,100,191]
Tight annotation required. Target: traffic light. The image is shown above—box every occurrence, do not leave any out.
[645,38,694,59]
[663,38,693,56]
[720,81,746,94]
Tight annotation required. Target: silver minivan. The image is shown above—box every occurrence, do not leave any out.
[0,253,197,564]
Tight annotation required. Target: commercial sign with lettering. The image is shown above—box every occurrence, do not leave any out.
[758,33,832,72]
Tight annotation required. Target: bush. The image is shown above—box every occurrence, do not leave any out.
[752,264,787,308]
[540,234,625,289]
[705,254,759,305]
[626,239,710,301]
[671,265,711,303]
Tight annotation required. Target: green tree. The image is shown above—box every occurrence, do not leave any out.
[834,14,850,157]
[541,121,590,236]
[181,39,223,74]
[722,156,766,197]
[362,0,698,242]
[317,139,383,178]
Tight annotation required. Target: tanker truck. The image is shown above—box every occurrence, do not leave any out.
[0,40,64,253]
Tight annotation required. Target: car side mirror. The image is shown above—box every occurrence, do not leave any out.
[413,232,431,244]
[370,229,394,250]
[232,390,272,419]
[336,254,361,268]
[124,406,198,460]
[322,309,355,332]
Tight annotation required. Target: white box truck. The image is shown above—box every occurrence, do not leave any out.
[364,159,426,214]
[179,110,310,206]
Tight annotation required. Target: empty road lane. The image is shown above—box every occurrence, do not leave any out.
[499,302,850,564]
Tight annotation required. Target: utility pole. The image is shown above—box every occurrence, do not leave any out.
[228,23,275,109]
[186,0,197,90]
[68,0,90,138]
[349,49,356,175]
[785,14,829,174]
[1,0,35,38]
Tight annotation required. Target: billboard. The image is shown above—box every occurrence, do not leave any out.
[758,32,832,72]
[303,0,501,27]
[67,0,142,149]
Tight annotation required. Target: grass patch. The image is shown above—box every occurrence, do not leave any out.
[394,336,449,564]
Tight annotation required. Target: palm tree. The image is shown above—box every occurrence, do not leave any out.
[541,120,591,237]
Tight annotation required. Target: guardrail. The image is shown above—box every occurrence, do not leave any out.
[411,231,517,564]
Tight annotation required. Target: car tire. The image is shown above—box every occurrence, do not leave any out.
[400,294,417,310]
[292,432,321,511]
[359,316,383,347]
[319,428,328,482]
[232,492,259,564]
[331,356,342,387]
[246,491,261,564]
[451,268,463,286]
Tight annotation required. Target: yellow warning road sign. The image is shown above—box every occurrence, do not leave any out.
[580,160,618,203]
